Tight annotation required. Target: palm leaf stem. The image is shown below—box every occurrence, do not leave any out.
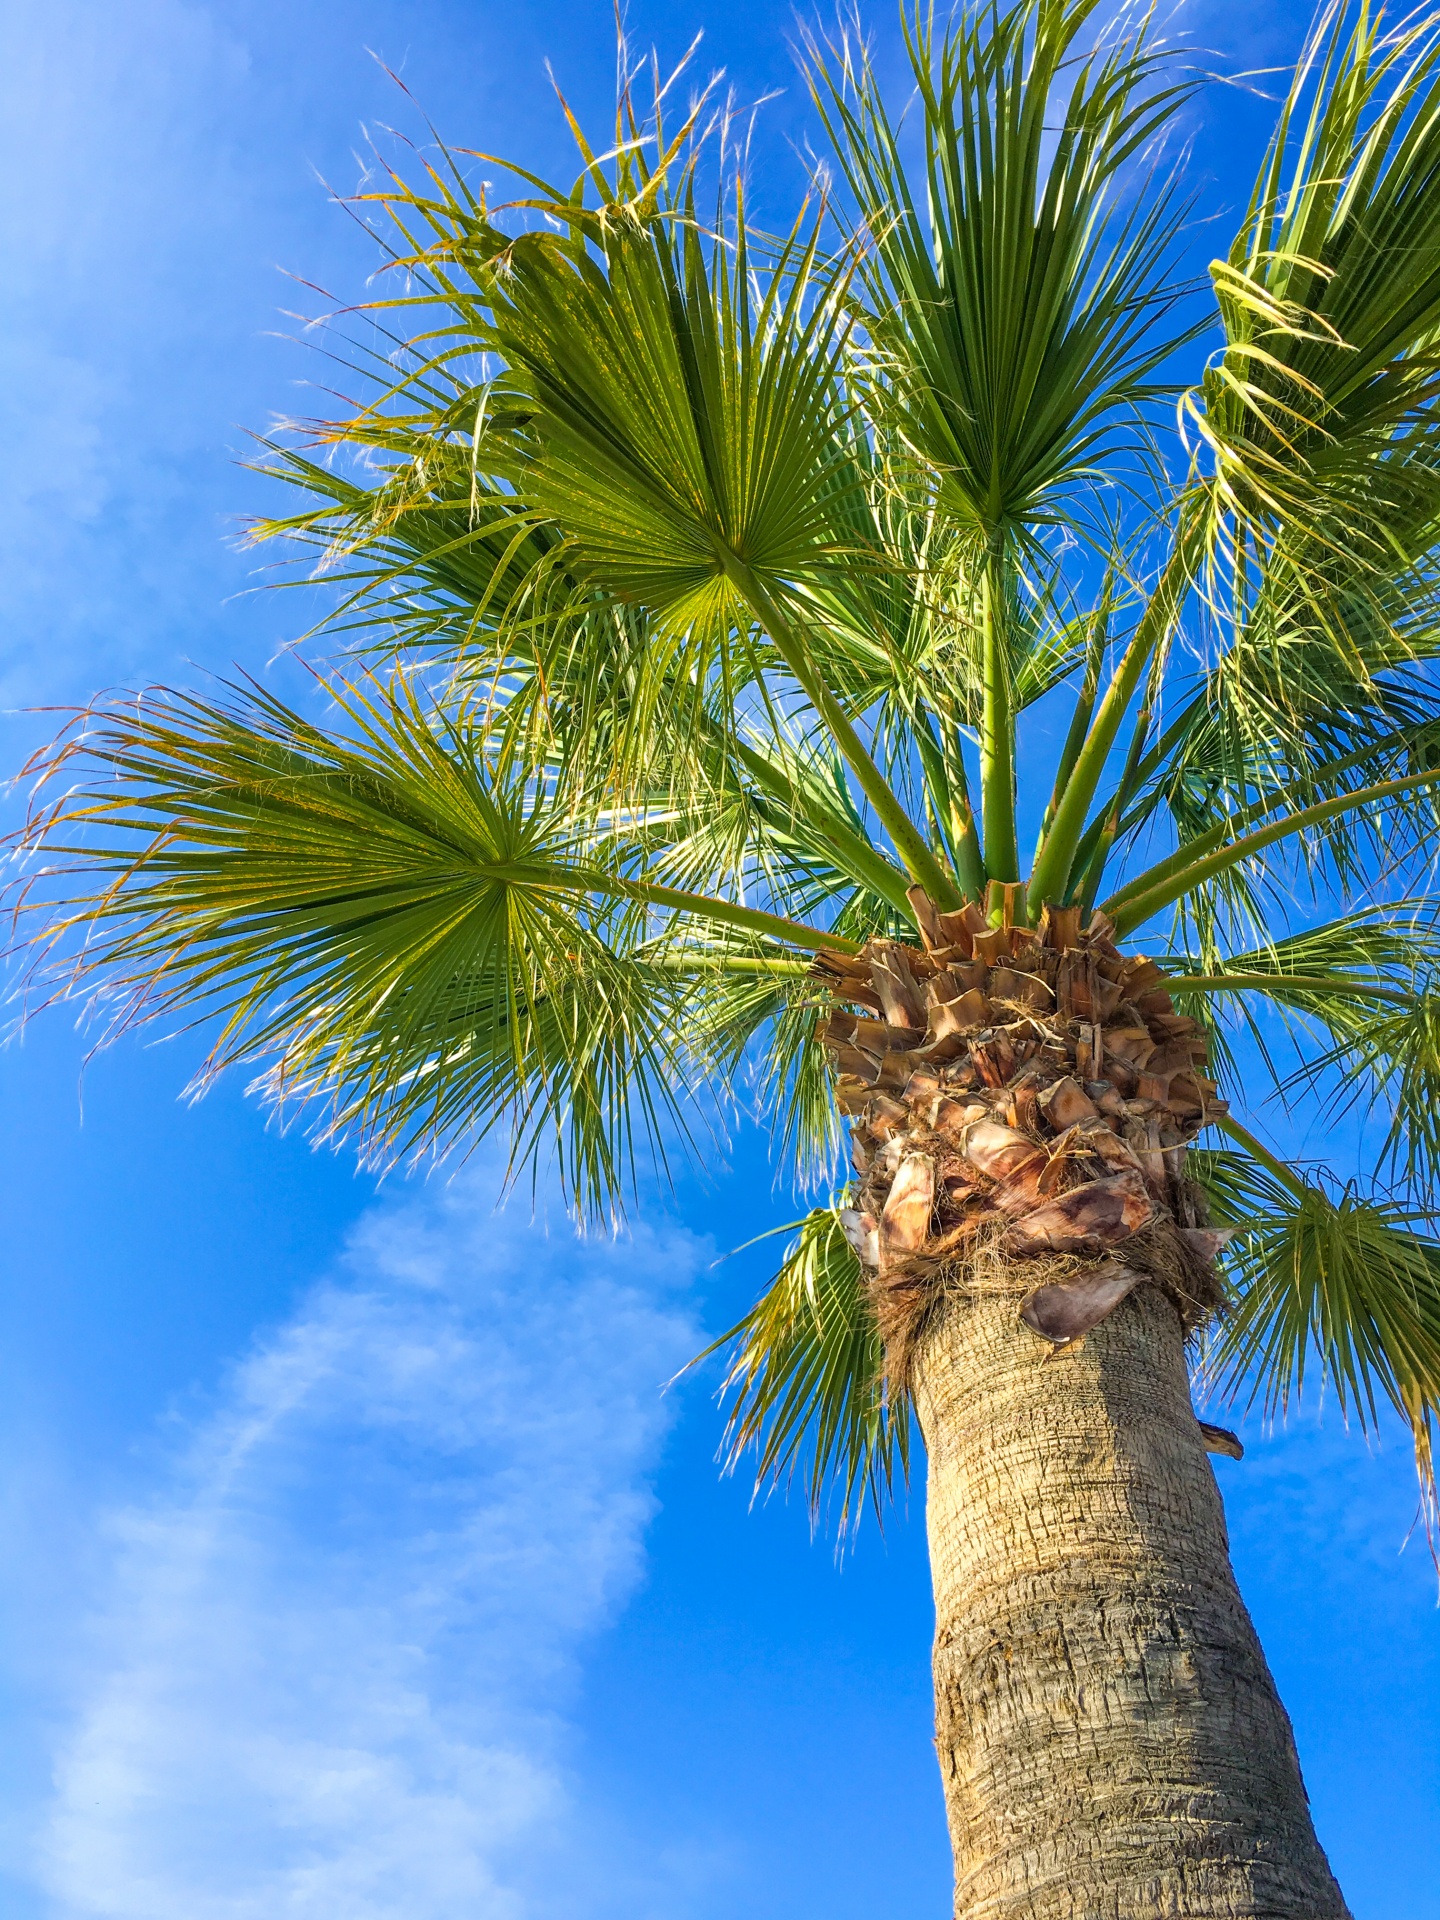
[912,712,986,900]
[938,722,986,900]
[726,560,962,909]
[1063,688,1221,888]
[1171,970,1415,1004]
[1028,524,1198,912]
[1035,591,1111,865]
[1072,631,1170,911]
[1106,770,1440,936]
[1169,972,1413,1004]
[980,541,1019,883]
[1215,1111,1310,1200]
[643,954,811,976]
[1080,717,1431,918]
[470,863,859,955]
[946,793,986,902]
[726,732,918,918]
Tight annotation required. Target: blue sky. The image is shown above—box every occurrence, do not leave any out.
[0,2,1437,1915]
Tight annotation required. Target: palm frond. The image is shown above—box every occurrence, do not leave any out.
[1186,1,1440,658]
[11,674,838,1218]
[700,1203,907,1533]
[1192,1140,1440,1519]
[1160,905,1438,1166]
[1286,999,1440,1202]
[810,0,1195,536]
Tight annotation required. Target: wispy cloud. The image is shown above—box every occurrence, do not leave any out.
[32,1169,708,1920]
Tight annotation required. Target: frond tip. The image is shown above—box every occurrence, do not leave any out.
[698,1204,909,1535]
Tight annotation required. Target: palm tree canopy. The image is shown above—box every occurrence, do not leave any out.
[14,0,1440,1530]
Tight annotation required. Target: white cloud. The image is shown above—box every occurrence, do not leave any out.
[33,1170,707,1920]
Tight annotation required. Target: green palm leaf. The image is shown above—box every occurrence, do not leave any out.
[492,204,861,623]
[1187,2,1440,654]
[1193,1142,1440,1512]
[698,1204,907,1533]
[810,0,1195,535]
[16,674,838,1216]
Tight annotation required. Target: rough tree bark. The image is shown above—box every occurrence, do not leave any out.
[914,1277,1350,1919]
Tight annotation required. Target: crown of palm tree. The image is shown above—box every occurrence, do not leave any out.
[14,0,1440,1532]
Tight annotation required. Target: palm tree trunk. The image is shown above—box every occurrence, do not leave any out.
[815,905,1355,1912]
[913,1275,1350,1919]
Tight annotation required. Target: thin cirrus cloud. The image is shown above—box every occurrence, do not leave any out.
[33,1168,709,1920]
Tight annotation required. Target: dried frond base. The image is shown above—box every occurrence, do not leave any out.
[821,901,1231,1388]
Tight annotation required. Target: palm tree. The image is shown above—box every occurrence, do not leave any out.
[15,0,1440,1908]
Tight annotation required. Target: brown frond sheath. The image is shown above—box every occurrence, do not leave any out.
[813,895,1230,1375]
